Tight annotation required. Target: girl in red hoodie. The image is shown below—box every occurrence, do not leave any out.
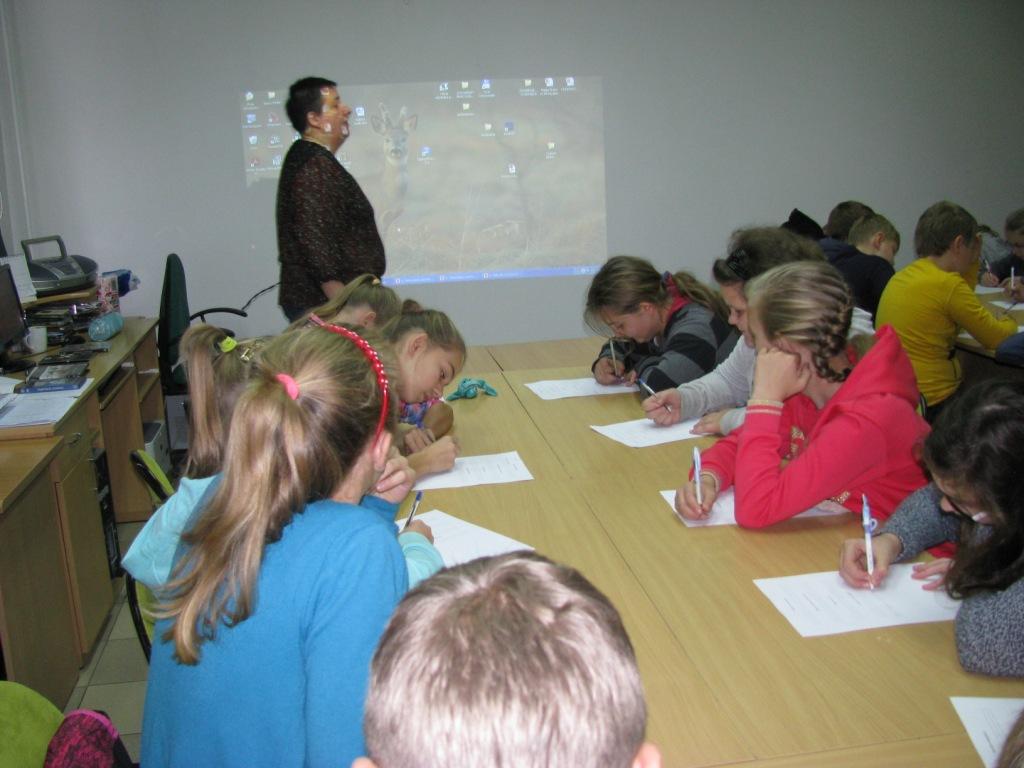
[674,260,932,533]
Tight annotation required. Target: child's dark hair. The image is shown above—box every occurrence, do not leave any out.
[162,325,397,664]
[287,274,401,331]
[178,324,266,478]
[924,379,1024,599]
[381,303,466,359]
[914,201,978,258]
[711,227,825,289]
[584,255,728,332]
[822,200,875,241]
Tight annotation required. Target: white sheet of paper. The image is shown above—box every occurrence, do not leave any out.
[524,377,637,400]
[405,509,533,566]
[975,284,1005,295]
[753,565,959,637]
[0,391,81,427]
[591,416,700,447]
[413,451,534,491]
[0,376,19,395]
[989,299,1017,310]
[658,488,846,527]
[951,697,1024,768]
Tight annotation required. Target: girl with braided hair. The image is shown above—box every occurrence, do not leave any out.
[675,260,932,532]
[142,325,413,766]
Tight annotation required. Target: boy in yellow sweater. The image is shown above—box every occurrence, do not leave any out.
[876,201,1017,422]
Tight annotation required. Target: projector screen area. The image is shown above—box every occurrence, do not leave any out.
[241,76,606,286]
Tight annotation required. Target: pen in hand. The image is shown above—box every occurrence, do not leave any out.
[638,378,672,412]
[609,339,621,382]
[862,494,875,590]
[693,446,703,508]
[402,490,423,531]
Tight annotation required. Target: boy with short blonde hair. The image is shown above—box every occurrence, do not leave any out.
[354,552,662,768]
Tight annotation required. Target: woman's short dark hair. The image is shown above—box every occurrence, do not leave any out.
[925,379,1024,598]
[285,76,337,133]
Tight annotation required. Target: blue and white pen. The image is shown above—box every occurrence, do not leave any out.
[402,490,423,531]
[693,446,703,507]
[862,493,875,590]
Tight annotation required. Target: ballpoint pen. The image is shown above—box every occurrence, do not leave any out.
[693,446,703,507]
[638,378,673,412]
[402,490,423,531]
[862,494,875,590]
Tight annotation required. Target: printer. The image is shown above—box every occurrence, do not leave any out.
[21,235,98,295]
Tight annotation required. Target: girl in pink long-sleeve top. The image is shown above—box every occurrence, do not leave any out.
[674,261,942,552]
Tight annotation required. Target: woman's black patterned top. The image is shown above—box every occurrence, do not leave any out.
[276,140,385,312]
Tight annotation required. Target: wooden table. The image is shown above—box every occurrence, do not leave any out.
[427,349,1024,766]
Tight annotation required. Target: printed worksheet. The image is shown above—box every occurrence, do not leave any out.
[413,451,534,491]
[404,509,533,567]
[988,299,1017,310]
[659,488,846,527]
[591,416,701,447]
[524,377,637,400]
[753,565,959,637]
[951,697,1024,768]
[0,388,90,427]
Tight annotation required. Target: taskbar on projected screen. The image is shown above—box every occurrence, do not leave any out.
[384,265,599,286]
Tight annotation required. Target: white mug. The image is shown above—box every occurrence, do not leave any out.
[27,326,48,354]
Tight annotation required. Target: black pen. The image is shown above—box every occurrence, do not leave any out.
[402,491,423,531]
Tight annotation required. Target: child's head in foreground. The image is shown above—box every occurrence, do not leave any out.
[355,551,662,768]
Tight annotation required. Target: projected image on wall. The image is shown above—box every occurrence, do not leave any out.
[240,76,606,285]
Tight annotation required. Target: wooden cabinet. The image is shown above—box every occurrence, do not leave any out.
[0,440,80,707]
[0,317,163,680]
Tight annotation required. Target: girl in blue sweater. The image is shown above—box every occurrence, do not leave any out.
[142,325,414,767]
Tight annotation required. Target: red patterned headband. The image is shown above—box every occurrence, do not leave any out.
[306,313,390,440]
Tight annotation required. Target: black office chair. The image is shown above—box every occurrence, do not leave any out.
[157,253,248,397]
[157,253,247,450]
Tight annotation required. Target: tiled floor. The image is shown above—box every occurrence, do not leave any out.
[64,521,149,763]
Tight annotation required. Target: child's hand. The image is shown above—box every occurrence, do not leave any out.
[373,453,416,504]
[691,408,729,436]
[911,557,952,591]
[642,388,681,425]
[400,519,434,543]
[673,475,717,521]
[594,357,627,385]
[407,436,460,478]
[751,348,810,402]
[1001,278,1024,303]
[838,532,900,589]
[980,271,1000,287]
[404,428,436,454]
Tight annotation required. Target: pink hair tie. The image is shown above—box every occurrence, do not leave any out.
[275,373,300,400]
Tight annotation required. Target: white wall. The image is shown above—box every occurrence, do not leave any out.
[2,0,1022,344]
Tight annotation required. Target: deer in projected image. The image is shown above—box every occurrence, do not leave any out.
[370,103,417,233]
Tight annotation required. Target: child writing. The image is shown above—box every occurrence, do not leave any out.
[124,323,441,589]
[142,325,412,767]
[286,272,401,331]
[380,304,466,476]
[587,255,738,391]
[675,261,932,534]
[642,227,876,436]
[356,551,662,768]
[840,379,1024,677]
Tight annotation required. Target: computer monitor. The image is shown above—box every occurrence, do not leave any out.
[0,263,31,372]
